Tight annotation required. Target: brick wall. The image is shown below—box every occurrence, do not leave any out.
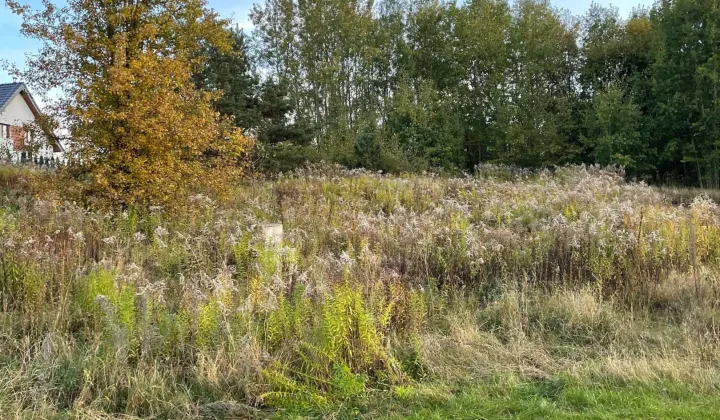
[9,126,24,151]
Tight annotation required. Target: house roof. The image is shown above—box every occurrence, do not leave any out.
[0,82,42,117]
[1,83,24,112]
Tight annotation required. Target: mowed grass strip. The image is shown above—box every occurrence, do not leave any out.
[363,378,720,419]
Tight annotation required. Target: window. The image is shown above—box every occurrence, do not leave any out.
[0,124,9,139]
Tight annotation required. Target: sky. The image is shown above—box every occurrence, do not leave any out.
[0,0,654,85]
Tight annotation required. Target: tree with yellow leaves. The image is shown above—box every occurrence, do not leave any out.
[6,0,253,206]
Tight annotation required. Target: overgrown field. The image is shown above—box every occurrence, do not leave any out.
[1,164,720,418]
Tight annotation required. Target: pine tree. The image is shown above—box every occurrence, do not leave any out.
[194,27,260,133]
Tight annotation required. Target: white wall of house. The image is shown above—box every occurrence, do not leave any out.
[0,94,35,126]
[0,93,60,164]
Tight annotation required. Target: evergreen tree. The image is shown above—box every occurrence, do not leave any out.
[257,79,314,146]
[195,27,260,133]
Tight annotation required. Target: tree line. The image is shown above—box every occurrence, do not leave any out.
[198,0,720,186]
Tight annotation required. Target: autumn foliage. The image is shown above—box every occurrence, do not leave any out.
[6,0,253,206]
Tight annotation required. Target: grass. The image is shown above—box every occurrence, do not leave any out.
[0,163,719,417]
[364,378,720,419]
[271,376,720,418]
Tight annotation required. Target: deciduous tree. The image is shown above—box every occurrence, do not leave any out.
[6,0,253,206]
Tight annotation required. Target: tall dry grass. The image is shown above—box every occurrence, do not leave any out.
[0,163,718,416]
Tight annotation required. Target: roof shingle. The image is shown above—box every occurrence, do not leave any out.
[0,83,26,113]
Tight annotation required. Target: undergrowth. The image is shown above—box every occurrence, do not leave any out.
[0,164,719,417]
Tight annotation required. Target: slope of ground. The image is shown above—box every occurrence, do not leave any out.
[0,164,719,418]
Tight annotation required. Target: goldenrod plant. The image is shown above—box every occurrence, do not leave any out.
[0,164,720,416]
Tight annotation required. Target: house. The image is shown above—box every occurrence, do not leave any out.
[0,82,64,163]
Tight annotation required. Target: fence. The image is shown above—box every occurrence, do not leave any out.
[0,138,64,168]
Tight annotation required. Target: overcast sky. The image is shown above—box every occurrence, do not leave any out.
[0,0,655,85]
